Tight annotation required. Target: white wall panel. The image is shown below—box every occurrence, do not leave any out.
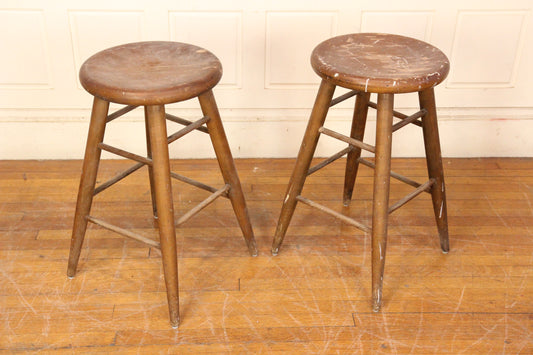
[360,11,433,41]
[265,12,337,88]
[0,10,50,88]
[169,12,242,88]
[0,1,532,158]
[448,11,528,88]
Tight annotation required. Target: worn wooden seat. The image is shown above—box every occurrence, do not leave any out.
[68,41,257,328]
[272,33,450,312]
[311,33,449,93]
[79,41,223,105]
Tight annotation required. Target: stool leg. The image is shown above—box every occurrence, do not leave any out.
[146,105,180,328]
[419,89,450,253]
[198,90,258,257]
[343,92,371,206]
[272,79,336,255]
[144,107,158,220]
[372,93,394,312]
[67,97,109,278]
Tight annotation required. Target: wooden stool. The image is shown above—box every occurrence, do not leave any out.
[67,41,258,328]
[271,33,450,311]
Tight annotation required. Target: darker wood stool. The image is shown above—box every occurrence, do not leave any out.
[67,41,258,328]
[271,33,450,311]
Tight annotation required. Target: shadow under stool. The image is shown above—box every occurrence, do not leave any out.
[67,41,258,328]
[271,33,450,311]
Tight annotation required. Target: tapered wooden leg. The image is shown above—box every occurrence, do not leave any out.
[144,107,158,219]
[198,90,258,257]
[272,79,336,255]
[343,92,371,206]
[372,93,394,312]
[419,89,450,253]
[146,105,180,328]
[67,97,110,278]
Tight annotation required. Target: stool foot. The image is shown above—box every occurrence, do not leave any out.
[373,295,382,313]
[371,94,394,313]
[198,90,258,257]
[146,104,180,327]
[272,80,336,254]
[419,89,450,254]
[440,239,450,254]
[67,97,110,277]
[343,92,370,206]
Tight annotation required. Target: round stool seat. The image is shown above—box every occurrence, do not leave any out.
[311,33,449,94]
[79,41,222,105]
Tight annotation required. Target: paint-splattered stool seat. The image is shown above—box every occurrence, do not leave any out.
[67,41,257,328]
[271,33,450,311]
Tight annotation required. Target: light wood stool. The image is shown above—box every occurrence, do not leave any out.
[271,33,450,311]
[67,41,258,328]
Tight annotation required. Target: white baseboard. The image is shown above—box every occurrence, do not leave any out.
[0,107,532,159]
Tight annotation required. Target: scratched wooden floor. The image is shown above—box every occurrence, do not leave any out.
[0,157,532,353]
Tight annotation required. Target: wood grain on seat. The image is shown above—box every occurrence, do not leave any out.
[311,33,449,94]
[79,41,222,105]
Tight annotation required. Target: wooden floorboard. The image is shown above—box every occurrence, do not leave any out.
[0,158,532,354]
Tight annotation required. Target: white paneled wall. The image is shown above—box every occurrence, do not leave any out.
[0,0,532,159]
